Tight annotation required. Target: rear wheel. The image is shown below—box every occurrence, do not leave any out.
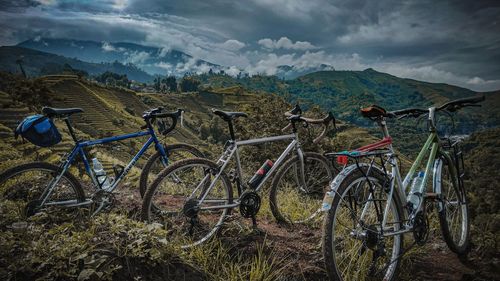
[139,143,204,197]
[141,158,233,248]
[322,166,404,281]
[437,155,470,254]
[270,152,333,224]
[0,162,85,219]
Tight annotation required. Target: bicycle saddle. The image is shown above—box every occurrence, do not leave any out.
[212,109,248,121]
[42,107,84,118]
[360,105,389,119]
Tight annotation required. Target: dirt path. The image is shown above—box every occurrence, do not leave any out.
[114,185,496,281]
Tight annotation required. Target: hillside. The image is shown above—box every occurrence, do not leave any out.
[0,72,375,281]
[0,72,374,180]
[18,38,220,77]
[0,46,153,82]
[195,70,500,132]
[0,72,499,280]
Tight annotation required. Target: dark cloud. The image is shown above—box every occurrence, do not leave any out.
[0,0,499,90]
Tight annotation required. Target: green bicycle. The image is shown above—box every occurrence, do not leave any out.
[321,95,484,281]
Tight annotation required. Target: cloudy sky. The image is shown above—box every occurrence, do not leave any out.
[1,0,499,91]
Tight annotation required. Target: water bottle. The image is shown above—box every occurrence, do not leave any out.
[248,160,273,189]
[321,191,334,211]
[407,171,424,213]
[92,158,111,190]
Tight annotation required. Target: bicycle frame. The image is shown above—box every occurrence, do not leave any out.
[195,133,305,211]
[355,107,454,236]
[40,126,168,207]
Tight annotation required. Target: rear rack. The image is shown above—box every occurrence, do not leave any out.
[325,137,393,172]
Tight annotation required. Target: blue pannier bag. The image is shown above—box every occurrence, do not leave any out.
[15,114,62,147]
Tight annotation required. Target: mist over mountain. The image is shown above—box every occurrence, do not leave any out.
[18,37,220,77]
[0,46,154,82]
[16,38,341,79]
[277,64,335,80]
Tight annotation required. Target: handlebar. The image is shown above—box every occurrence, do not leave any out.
[283,104,336,144]
[388,95,485,119]
[437,95,485,112]
[142,107,184,135]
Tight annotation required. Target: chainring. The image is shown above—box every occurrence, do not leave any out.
[239,190,261,218]
[91,190,116,214]
[413,211,429,245]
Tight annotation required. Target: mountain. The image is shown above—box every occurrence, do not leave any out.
[277,63,334,80]
[0,46,154,82]
[17,38,220,76]
[194,69,500,132]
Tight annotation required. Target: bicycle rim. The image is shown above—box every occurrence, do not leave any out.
[0,164,83,219]
[147,159,232,248]
[329,176,402,281]
[272,154,332,224]
[439,160,469,251]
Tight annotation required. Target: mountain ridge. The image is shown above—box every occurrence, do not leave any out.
[17,37,220,76]
[0,46,154,82]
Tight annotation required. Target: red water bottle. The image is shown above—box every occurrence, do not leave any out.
[248,160,274,189]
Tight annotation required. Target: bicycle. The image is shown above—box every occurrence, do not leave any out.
[0,106,203,218]
[321,95,485,281]
[141,105,335,248]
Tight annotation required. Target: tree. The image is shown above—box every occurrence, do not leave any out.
[16,57,26,78]
[154,77,161,92]
[165,76,177,92]
[180,77,201,92]
[95,71,130,88]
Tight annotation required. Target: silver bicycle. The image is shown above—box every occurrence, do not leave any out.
[141,105,335,247]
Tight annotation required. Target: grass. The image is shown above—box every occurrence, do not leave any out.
[3,74,490,280]
[183,236,283,281]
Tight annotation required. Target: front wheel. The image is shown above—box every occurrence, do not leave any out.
[322,165,404,281]
[139,143,204,198]
[269,152,333,224]
[0,162,85,219]
[141,158,233,248]
[436,155,470,254]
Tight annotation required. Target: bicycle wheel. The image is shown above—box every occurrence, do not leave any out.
[322,166,404,281]
[270,152,333,224]
[141,158,233,248]
[0,162,85,218]
[436,155,470,254]
[139,143,204,197]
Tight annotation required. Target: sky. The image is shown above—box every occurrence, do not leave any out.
[0,0,499,91]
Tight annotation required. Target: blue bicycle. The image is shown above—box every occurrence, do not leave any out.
[0,106,203,217]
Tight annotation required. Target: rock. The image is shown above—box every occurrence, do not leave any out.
[11,221,28,233]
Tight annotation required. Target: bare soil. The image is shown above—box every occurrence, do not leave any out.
[114,184,499,281]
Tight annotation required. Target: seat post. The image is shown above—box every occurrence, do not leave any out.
[378,118,391,138]
[64,118,79,143]
[227,120,236,140]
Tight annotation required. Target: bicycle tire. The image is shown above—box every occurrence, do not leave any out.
[269,152,333,224]
[0,162,85,217]
[436,154,470,255]
[141,157,233,248]
[139,143,204,198]
[322,165,404,281]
